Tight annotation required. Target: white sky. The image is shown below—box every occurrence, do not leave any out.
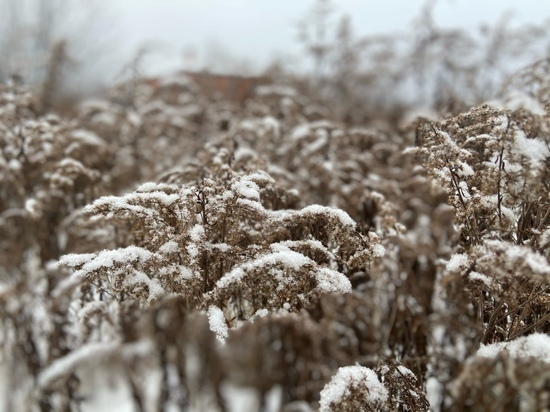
[106,0,550,77]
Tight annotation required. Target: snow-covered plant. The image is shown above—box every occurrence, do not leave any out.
[6,35,550,409]
[377,363,429,411]
[417,102,550,406]
[319,365,388,411]
[60,160,383,318]
[452,334,550,411]
[77,74,207,188]
[318,363,429,411]
[418,104,550,245]
[0,83,112,269]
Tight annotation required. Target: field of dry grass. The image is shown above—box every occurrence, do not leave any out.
[1,8,550,411]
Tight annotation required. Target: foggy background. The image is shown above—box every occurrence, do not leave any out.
[110,0,550,75]
[1,0,549,110]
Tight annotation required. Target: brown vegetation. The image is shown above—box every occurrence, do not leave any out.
[1,4,550,411]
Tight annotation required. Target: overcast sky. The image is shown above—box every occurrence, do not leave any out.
[106,0,550,77]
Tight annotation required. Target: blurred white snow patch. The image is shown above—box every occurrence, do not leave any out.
[135,181,158,192]
[0,364,6,412]
[38,341,120,388]
[426,376,443,412]
[319,365,388,411]
[80,371,134,412]
[513,130,549,166]
[281,401,313,412]
[477,333,550,362]
[71,129,105,146]
[487,91,546,116]
[25,198,41,217]
[208,306,228,342]
[222,383,282,412]
[372,243,386,258]
[256,85,296,97]
[399,106,438,128]
[291,124,310,141]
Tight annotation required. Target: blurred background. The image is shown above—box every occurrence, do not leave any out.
[2,0,550,122]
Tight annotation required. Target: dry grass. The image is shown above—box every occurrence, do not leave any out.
[1,11,550,411]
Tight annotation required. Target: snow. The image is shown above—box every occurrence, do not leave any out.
[262,116,280,135]
[8,158,21,171]
[124,271,165,301]
[255,85,296,97]
[159,240,179,254]
[24,198,41,217]
[176,268,194,282]
[291,124,311,141]
[187,243,199,259]
[234,147,258,161]
[319,365,388,411]
[492,241,550,275]
[372,243,386,258]
[62,246,156,280]
[51,274,83,298]
[59,253,98,268]
[315,268,352,294]
[304,132,328,156]
[207,306,228,342]
[84,196,150,217]
[189,224,205,242]
[215,251,314,290]
[488,91,547,116]
[253,308,269,318]
[58,157,86,171]
[134,191,180,207]
[513,130,549,166]
[468,271,495,287]
[38,341,120,388]
[71,129,105,146]
[210,243,231,253]
[136,182,159,192]
[477,333,550,361]
[243,171,274,184]
[236,198,266,214]
[446,253,470,272]
[479,195,515,222]
[232,179,260,200]
[456,161,474,178]
[299,204,356,228]
[426,376,443,412]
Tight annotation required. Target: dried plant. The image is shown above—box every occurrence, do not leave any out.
[2,15,550,408]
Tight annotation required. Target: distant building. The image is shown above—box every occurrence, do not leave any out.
[181,71,270,103]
